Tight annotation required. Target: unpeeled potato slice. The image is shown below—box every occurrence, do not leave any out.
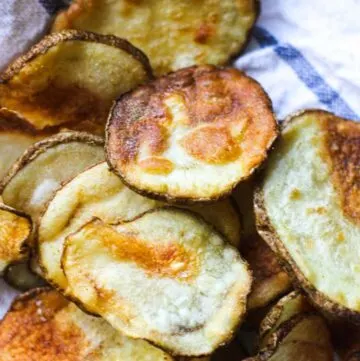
[38,161,241,292]
[244,292,333,361]
[255,110,360,322]
[52,0,259,76]
[0,287,174,360]
[0,204,31,275]
[1,131,104,224]
[62,208,251,356]
[106,65,278,203]
[0,30,152,135]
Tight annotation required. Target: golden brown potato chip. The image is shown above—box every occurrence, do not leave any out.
[106,65,278,203]
[38,162,240,292]
[0,30,152,135]
[52,0,259,75]
[255,110,360,323]
[62,208,252,356]
[0,204,31,275]
[0,287,174,360]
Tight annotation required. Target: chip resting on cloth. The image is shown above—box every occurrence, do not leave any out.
[62,208,252,356]
[255,109,360,323]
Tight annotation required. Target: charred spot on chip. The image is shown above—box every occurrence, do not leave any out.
[107,65,278,203]
[0,30,152,135]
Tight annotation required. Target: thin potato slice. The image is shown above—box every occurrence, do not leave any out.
[255,110,360,322]
[52,0,259,75]
[242,235,291,310]
[0,287,174,360]
[0,30,152,135]
[0,109,48,181]
[244,292,333,361]
[1,131,104,223]
[62,208,251,356]
[0,204,31,275]
[106,65,278,203]
[38,162,241,292]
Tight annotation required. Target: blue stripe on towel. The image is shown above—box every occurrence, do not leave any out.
[252,26,359,120]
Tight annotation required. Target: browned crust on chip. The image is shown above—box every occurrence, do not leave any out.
[60,206,252,356]
[0,131,104,193]
[52,0,260,72]
[0,30,153,84]
[0,204,32,276]
[254,109,360,324]
[106,65,278,204]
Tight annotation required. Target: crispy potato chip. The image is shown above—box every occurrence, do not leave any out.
[255,110,360,322]
[0,109,48,181]
[242,235,291,310]
[259,292,313,345]
[0,204,31,275]
[0,30,152,135]
[106,65,278,203]
[244,292,333,361]
[52,0,259,75]
[0,287,174,360]
[62,208,251,356]
[3,261,47,291]
[1,131,104,224]
[38,161,241,292]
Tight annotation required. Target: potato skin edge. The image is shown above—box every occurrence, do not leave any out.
[254,109,360,325]
[105,65,279,205]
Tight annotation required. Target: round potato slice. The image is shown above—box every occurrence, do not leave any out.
[255,110,360,323]
[245,292,333,361]
[52,0,259,75]
[0,30,152,135]
[1,131,104,224]
[0,109,49,181]
[38,161,241,292]
[106,65,278,203]
[0,204,32,275]
[62,208,251,356]
[0,287,174,360]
